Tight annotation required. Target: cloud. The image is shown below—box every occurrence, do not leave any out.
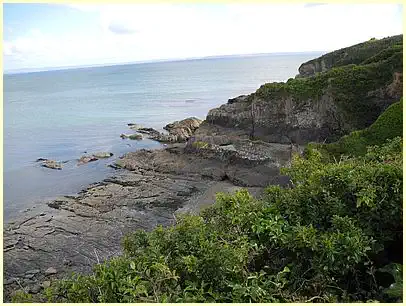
[3,3,403,71]
[108,21,137,35]
[304,3,328,8]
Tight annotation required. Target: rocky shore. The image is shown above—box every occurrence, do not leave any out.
[4,34,402,301]
[3,126,295,300]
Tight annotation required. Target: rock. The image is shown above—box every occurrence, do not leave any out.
[128,134,143,140]
[42,160,62,170]
[137,127,160,135]
[78,155,98,165]
[92,152,113,159]
[41,281,51,289]
[28,284,42,294]
[44,267,57,276]
[163,117,203,142]
[4,278,17,285]
[120,134,129,139]
[219,144,237,152]
[25,274,35,279]
[63,259,72,266]
[35,158,48,162]
[26,269,40,275]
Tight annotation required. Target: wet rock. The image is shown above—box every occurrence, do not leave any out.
[92,152,113,159]
[137,127,160,135]
[44,267,57,276]
[35,158,48,162]
[42,160,62,170]
[77,155,98,165]
[120,133,129,139]
[128,134,143,140]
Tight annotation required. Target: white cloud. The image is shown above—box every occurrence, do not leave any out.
[3,3,403,71]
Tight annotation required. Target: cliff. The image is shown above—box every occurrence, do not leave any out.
[202,35,403,145]
[297,34,403,77]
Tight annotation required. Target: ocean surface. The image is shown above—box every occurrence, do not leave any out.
[4,52,323,221]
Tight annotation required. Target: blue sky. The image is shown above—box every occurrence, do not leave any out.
[3,3,403,71]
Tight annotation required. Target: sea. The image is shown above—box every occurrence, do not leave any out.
[3,52,323,221]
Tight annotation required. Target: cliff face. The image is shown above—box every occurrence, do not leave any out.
[203,35,403,145]
[297,34,403,78]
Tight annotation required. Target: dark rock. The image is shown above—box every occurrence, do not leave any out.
[35,158,48,162]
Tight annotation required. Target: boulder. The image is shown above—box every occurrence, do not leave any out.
[44,267,57,276]
[128,134,143,140]
[137,127,160,135]
[92,152,113,159]
[78,155,98,165]
[42,160,62,170]
[163,117,202,142]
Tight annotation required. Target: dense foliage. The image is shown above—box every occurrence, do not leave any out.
[299,34,402,72]
[308,99,403,159]
[15,135,402,303]
[255,36,402,131]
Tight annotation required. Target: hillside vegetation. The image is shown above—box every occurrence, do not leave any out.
[297,34,403,77]
[206,35,402,145]
[14,116,403,303]
[308,99,403,159]
[12,35,403,303]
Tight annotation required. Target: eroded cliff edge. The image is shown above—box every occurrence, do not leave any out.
[197,35,402,146]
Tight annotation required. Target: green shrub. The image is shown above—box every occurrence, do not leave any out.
[33,137,402,303]
[255,37,402,133]
[309,99,402,159]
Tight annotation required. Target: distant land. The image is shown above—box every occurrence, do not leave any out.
[3,51,326,75]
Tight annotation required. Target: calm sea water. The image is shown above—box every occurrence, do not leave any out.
[4,53,322,220]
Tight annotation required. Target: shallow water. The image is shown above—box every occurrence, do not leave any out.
[3,52,322,220]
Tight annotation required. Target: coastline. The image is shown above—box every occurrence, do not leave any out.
[4,34,402,302]
[3,129,295,299]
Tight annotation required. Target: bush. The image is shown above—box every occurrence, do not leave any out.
[35,137,402,303]
[309,99,402,159]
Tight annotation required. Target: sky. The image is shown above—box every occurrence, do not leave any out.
[3,3,403,71]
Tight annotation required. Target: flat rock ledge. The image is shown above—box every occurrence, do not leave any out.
[4,142,293,301]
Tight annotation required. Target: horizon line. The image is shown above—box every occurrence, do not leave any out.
[4,50,326,75]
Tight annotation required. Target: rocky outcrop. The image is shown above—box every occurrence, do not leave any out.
[4,143,292,300]
[163,117,202,141]
[92,152,114,159]
[297,34,402,78]
[120,133,143,140]
[77,152,113,165]
[41,160,62,170]
[204,35,403,144]
[128,117,203,143]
